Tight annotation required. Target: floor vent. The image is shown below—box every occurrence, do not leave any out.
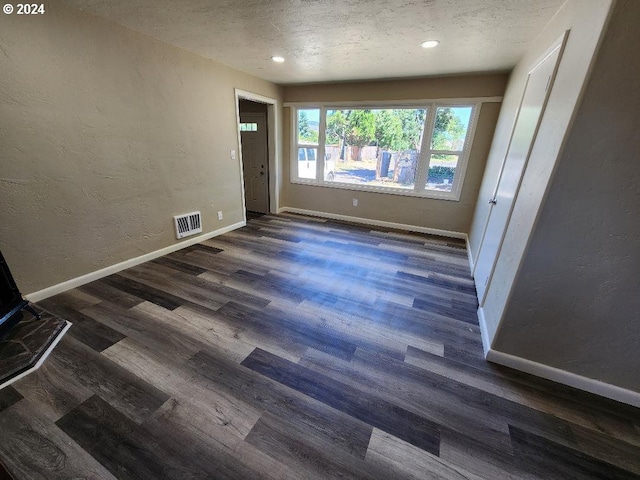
[174,211,202,239]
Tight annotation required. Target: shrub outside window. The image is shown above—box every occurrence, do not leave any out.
[290,102,479,201]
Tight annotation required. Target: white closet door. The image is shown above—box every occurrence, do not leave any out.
[474,34,567,305]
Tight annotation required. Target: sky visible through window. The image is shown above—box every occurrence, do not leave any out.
[455,108,471,129]
[304,109,320,124]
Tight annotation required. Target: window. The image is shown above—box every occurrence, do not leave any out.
[426,107,473,193]
[290,102,479,200]
[295,109,320,180]
[324,108,427,190]
[240,123,258,131]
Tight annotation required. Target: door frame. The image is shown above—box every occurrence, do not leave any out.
[239,111,269,214]
[472,31,569,307]
[234,89,280,222]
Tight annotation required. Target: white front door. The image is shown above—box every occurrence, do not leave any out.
[240,112,269,214]
[474,34,567,305]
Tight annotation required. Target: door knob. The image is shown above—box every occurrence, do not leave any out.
[488,198,497,205]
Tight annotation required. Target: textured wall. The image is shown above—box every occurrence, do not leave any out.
[281,74,507,234]
[470,0,614,340]
[493,0,640,392]
[0,3,281,293]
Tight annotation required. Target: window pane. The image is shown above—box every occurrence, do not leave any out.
[324,108,426,189]
[298,147,317,179]
[298,109,319,145]
[431,107,472,151]
[426,154,458,192]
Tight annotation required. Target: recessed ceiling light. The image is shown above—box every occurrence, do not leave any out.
[420,40,440,49]
[272,56,285,63]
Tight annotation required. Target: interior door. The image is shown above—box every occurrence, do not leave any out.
[240,112,269,214]
[474,33,567,305]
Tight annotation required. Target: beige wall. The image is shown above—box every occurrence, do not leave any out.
[0,3,282,294]
[283,74,508,104]
[281,74,507,234]
[471,0,614,341]
[493,0,640,392]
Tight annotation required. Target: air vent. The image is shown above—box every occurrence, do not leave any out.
[174,211,202,239]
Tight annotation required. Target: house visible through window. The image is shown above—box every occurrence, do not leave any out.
[290,103,479,200]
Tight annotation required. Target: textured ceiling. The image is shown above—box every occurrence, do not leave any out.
[62,0,565,84]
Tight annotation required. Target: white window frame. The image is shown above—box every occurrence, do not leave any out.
[292,106,323,182]
[288,100,483,201]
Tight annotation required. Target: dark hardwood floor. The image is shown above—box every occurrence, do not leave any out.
[0,213,638,479]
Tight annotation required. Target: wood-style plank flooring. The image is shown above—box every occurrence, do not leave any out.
[0,213,639,479]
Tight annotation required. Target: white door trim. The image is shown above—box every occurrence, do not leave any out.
[234,89,281,220]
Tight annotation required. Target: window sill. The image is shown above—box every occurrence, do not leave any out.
[289,178,461,202]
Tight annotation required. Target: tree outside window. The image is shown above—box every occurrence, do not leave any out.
[292,103,476,200]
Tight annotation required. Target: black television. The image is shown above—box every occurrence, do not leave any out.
[0,250,28,339]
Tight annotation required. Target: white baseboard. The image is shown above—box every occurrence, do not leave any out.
[0,320,72,391]
[25,221,245,303]
[478,307,640,407]
[478,306,640,407]
[477,307,492,357]
[485,343,640,408]
[278,207,467,239]
[465,236,475,272]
